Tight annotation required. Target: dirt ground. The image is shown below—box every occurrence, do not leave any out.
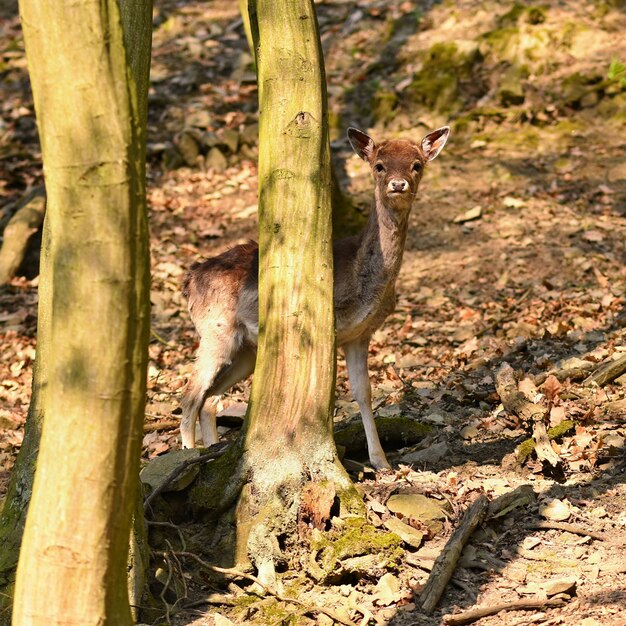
[1,1,626,624]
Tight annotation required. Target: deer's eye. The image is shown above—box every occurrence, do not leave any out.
[374,163,385,173]
[412,162,422,173]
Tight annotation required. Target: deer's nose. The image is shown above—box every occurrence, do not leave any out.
[388,179,408,193]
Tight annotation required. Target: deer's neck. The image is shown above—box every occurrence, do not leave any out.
[357,190,410,281]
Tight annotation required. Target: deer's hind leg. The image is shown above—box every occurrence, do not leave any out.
[180,314,245,449]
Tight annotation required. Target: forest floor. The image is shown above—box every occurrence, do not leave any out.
[1,1,626,625]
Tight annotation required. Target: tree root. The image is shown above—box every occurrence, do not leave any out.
[525,520,608,542]
[171,550,360,626]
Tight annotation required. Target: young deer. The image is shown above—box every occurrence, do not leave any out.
[180,126,450,469]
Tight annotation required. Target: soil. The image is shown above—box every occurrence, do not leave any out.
[1,0,626,624]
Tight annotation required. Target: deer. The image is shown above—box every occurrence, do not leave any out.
[180,125,450,469]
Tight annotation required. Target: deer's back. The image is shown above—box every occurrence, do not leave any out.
[184,238,396,346]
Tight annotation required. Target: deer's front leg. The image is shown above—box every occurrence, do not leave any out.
[343,339,391,470]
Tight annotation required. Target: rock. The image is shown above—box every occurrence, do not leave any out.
[539,498,571,521]
[176,131,200,166]
[400,441,450,466]
[201,131,220,149]
[383,517,425,548]
[543,577,577,597]
[140,448,201,492]
[205,147,228,172]
[220,128,239,153]
[386,493,447,531]
[498,64,526,106]
[240,123,259,146]
[460,424,479,440]
[373,572,402,606]
[185,109,212,129]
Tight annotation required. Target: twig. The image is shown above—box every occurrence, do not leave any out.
[584,354,626,388]
[172,551,358,626]
[419,495,489,613]
[143,444,228,513]
[143,419,180,433]
[444,595,568,625]
[526,520,608,542]
[151,327,174,346]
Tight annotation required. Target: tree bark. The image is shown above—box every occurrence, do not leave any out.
[10,1,152,625]
[227,0,362,587]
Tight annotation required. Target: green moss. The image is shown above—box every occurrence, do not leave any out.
[334,416,431,456]
[310,517,403,578]
[409,42,484,113]
[371,88,398,124]
[516,420,576,462]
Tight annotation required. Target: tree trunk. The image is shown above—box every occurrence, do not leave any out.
[10,1,152,624]
[227,0,362,587]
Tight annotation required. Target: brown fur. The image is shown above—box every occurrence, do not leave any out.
[180,126,450,469]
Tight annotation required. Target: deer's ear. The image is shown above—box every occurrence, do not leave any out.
[348,127,375,161]
[421,126,450,162]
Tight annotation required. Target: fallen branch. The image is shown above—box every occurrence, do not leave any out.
[444,595,568,625]
[584,354,626,388]
[496,363,561,468]
[0,187,46,285]
[173,551,358,626]
[143,419,180,433]
[526,520,608,542]
[419,495,489,613]
[143,444,228,513]
[533,363,594,385]
[486,484,536,519]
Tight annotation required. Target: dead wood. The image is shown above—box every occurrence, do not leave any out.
[486,484,536,519]
[496,363,561,468]
[143,419,180,433]
[0,187,45,285]
[143,443,228,514]
[444,595,568,625]
[584,354,626,388]
[419,495,489,613]
[526,520,609,542]
[534,363,594,385]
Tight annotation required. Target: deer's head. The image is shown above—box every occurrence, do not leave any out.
[348,126,450,212]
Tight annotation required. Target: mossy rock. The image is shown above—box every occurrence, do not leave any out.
[334,416,432,457]
[409,41,485,114]
[498,63,529,106]
[480,24,552,66]
[309,517,403,582]
[560,71,604,107]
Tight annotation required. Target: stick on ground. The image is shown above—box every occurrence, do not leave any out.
[419,495,489,613]
[496,363,561,468]
[444,595,568,625]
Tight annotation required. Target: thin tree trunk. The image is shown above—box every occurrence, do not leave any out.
[230,0,361,587]
[11,1,151,624]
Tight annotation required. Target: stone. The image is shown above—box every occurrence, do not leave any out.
[383,517,425,548]
[543,577,577,597]
[539,498,571,521]
[220,128,239,153]
[240,123,259,146]
[140,448,201,492]
[176,131,200,166]
[386,493,447,531]
[453,205,482,223]
[205,147,228,172]
[185,109,212,129]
